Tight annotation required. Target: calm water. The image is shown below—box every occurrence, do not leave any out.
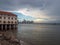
[17,24,60,45]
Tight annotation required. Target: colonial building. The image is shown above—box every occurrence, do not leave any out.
[0,11,18,30]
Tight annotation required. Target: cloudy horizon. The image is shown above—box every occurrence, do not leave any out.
[0,0,60,23]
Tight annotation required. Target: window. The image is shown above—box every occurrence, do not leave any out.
[11,21,13,23]
[8,17,10,19]
[0,21,1,23]
[11,18,13,19]
[4,17,6,19]
[15,18,17,20]
[0,17,2,19]
[3,21,6,23]
[8,21,10,23]
[15,21,17,24]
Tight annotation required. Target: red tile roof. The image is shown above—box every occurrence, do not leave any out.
[0,11,17,16]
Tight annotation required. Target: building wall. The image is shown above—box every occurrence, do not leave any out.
[0,14,17,24]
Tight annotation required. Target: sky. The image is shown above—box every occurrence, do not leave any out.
[0,0,60,23]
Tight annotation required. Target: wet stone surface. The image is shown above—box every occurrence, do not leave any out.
[0,30,20,45]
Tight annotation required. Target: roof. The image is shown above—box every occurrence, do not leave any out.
[0,11,17,16]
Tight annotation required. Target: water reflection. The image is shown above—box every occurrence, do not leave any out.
[18,24,60,45]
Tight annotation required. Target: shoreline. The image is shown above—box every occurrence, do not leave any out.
[0,30,30,45]
[0,30,20,45]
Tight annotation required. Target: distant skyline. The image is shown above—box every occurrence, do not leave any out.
[0,0,60,23]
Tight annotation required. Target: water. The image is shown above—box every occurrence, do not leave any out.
[17,24,60,45]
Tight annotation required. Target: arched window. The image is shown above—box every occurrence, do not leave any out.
[3,21,6,23]
[0,21,1,23]
[11,21,13,24]
[11,18,13,20]
[15,21,17,24]
[8,21,10,23]
[15,18,17,20]
[4,17,6,19]
[8,17,10,19]
[0,17,2,19]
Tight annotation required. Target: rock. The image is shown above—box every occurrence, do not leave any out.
[1,40,10,45]
[20,40,30,45]
[4,35,11,40]
[0,34,2,36]
[0,43,1,45]
[10,38,19,43]
[0,31,21,45]
[0,33,4,40]
[2,33,11,40]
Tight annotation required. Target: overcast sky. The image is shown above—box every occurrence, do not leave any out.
[0,0,60,23]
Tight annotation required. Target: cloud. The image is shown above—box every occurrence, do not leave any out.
[0,0,54,10]
[33,19,47,23]
[19,8,50,18]
[0,0,60,23]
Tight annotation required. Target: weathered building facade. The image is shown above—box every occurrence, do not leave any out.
[0,11,18,30]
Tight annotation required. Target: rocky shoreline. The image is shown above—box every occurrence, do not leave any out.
[0,30,21,45]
